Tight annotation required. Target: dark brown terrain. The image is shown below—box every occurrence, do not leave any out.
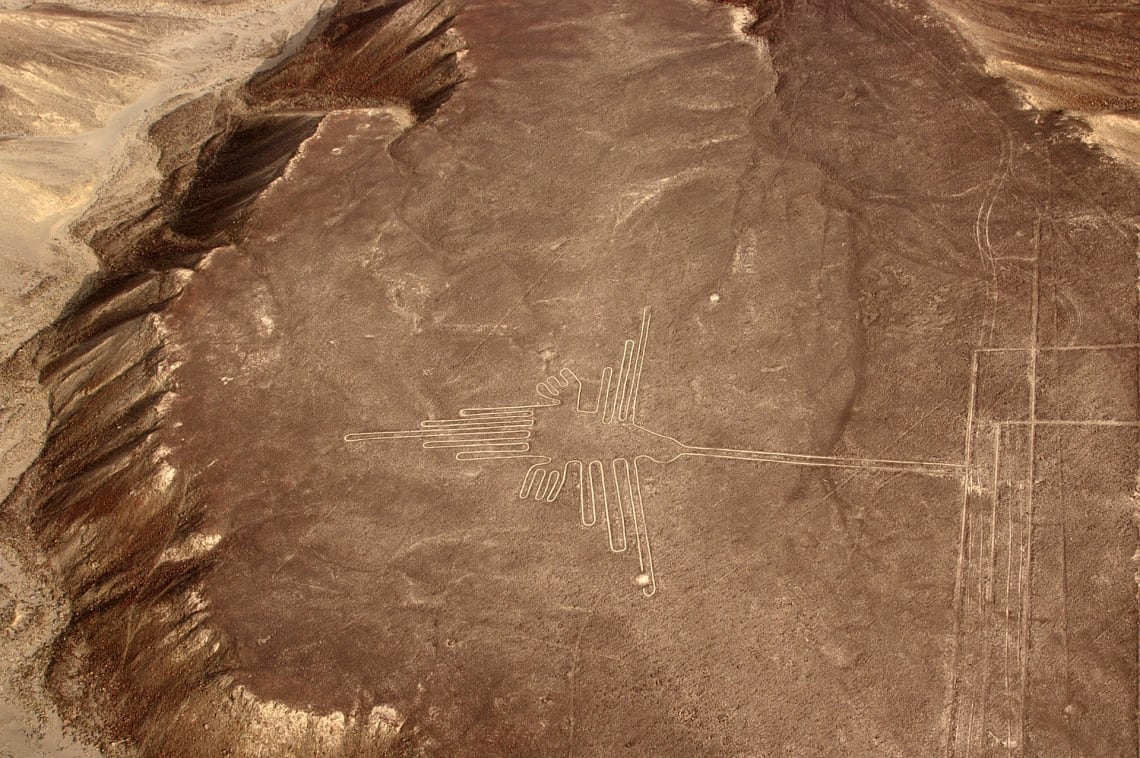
[2,0,1138,756]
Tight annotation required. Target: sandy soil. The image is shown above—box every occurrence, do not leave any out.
[0,1,330,754]
[929,0,1140,169]
[1,0,1139,755]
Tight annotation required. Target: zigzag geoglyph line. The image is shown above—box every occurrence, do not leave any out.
[346,307,964,597]
[343,407,546,459]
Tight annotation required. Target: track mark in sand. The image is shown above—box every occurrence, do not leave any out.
[975,136,1013,347]
[346,307,961,597]
[564,597,598,758]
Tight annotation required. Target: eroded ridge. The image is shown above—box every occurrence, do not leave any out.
[346,307,965,597]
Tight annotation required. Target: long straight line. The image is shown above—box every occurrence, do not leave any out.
[972,423,1002,756]
[1061,522,1072,758]
[344,427,532,441]
[422,439,531,450]
[1020,219,1041,751]
[945,348,979,757]
[680,447,964,476]
[1000,419,1139,428]
[974,343,1140,354]
[1004,425,1014,757]
[628,308,651,423]
[1041,343,1140,352]
[420,418,535,429]
[1134,230,1140,758]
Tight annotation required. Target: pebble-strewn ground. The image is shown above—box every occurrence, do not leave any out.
[1,0,1138,755]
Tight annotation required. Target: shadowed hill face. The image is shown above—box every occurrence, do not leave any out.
[85,0,464,273]
[7,0,1140,756]
[169,115,325,240]
[244,0,464,117]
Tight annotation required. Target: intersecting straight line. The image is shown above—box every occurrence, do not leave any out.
[1000,419,1140,428]
[1019,221,1041,752]
[447,237,572,378]
[944,332,984,758]
[677,446,964,476]
[974,343,1140,353]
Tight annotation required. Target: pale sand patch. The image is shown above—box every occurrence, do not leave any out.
[926,1,1140,174]
[0,1,334,755]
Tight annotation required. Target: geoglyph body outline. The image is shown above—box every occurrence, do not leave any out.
[346,307,964,598]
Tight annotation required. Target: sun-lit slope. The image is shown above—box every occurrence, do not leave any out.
[0,0,328,360]
[0,4,190,137]
[729,0,1140,171]
[5,1,466,753]
[928,1,1140,113]
[927,0,1140,168]
[102,0,464,270]
[0,0,398,754]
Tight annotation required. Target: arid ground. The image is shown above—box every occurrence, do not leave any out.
[1,0,1138,756]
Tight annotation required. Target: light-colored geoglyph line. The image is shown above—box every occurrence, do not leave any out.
[1019,245,1040,751]
[1003,423,1015,756]
[627,308,651,422]
[941,200,1140,753]
[677,444,963,475]
[347,306,971,598]
[945,348,980,756]
[1001,419,1139,428]
[977,422,1000,757]
[509,310,659,595]
[947,412,1140,754]
[975,343,1140,353]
